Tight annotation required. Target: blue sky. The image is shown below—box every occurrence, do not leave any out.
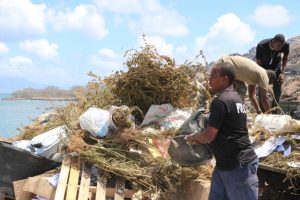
[0,0,299,90]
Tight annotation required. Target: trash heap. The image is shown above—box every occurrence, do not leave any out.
[15,45,212,199]
[12,44,300,199]
[248,114,300,194]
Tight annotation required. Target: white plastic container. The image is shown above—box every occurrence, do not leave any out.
[254,114,293,133]
[31,126,67,158]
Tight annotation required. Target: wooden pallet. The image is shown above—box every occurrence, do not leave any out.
[54,156,158,200]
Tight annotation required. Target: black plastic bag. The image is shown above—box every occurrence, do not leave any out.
[168,108,213,165]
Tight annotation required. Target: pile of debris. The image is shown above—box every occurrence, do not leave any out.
[3,44,300,200]
[248,114,300,195]
[6,45,212,200]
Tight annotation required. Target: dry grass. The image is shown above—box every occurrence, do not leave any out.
[104,44,209,114]
[66,126,212,198]
[262,151,300,193]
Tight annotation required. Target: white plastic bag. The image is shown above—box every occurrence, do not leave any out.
[254,114,300,133]
[79,107,110,137]
[159,109,192,129]
[141,104,174,126]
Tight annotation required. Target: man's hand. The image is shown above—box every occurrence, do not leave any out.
[185,134,196,145]
[278,73,284,84]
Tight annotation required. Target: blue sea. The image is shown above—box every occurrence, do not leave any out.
[0,93,67,138]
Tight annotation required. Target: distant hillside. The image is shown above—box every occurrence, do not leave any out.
[0,76,46,93]
[4,86,85,100]
[242,35,300,70]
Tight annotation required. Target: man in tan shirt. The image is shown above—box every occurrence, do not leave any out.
[218,55,275,113]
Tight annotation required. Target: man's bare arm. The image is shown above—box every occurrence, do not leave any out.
[248,85,261,113]
[259,87,270,113]
[282,54,288,73]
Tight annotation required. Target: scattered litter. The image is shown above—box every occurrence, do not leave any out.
[31,126,67,158]
[141,104,174,126]
[46,174,59,187]
[79,107,110,137]
[152,138,171,158]
[287,161,300,168]
[129,148,142,155]
[254,114,290,132]
[254,114,300,133]
[33,195,48,200]
[291,134,300,140]
[12,126,67,159]
[159,109,192,129]
[12,140,33,152]
[38,112,58,124]
[275,144,291,157]
[140,127,162,135]
[254,136,286,158]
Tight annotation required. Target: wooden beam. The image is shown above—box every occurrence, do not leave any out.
[258,163,287,174]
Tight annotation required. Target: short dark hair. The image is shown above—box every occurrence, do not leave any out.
[273,34,285,43]
[216,62,236,84]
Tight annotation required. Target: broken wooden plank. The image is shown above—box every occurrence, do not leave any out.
[54,156,71,200]
[258,163,287,174]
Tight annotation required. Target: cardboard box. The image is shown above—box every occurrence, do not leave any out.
[13,170,58,200]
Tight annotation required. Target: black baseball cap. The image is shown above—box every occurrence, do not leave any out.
[273,34,286,43]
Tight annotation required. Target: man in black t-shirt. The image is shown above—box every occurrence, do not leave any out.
[256,34,289,110]
[186,62,258,200]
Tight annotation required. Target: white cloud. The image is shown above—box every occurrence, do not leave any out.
[19,39,59,60]
[196,13,255,62]
[0,42,9,55]
[250,4,294,27]
[95,0,188,36]
[0,55,67,85]
[95,0,142,14]
[49,4,108,39]
[90,48,123,76]
[0,0,46,41]
[98,48,117,58]
[9,56,33,66]
[0,56,32,77]
[137,35,173,56]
